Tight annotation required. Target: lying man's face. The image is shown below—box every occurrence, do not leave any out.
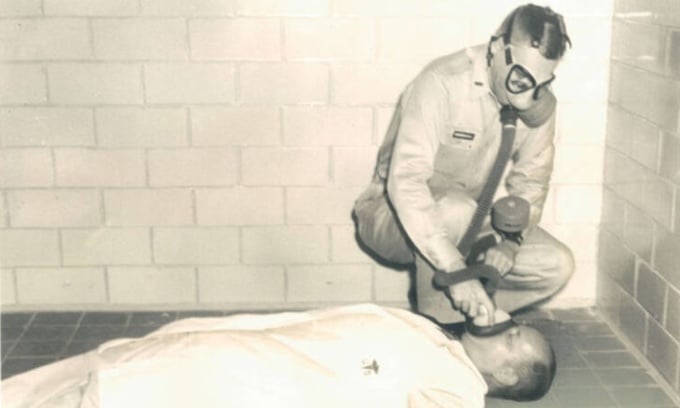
[460,323,555,401]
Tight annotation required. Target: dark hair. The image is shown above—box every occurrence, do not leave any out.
[487,345,557,401]
[496,4,571,60]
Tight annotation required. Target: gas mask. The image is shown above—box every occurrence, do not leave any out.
[488,39,558,128]
[504,44,557,128]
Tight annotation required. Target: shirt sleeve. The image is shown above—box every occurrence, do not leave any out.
[386,71,465,273]
[506,114,556,231]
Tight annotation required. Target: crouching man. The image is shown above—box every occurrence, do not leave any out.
[2,304,554,407]
[353,3,574,325]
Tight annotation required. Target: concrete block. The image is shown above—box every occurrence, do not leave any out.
[286,186,361,224]
[660,132,680,184]
[548,224,598,262]
[287,264,372,302]
[667,286,679,341]
[552,57,610,104]
[235,0,328,16]
[198,266,285,303]
[0,0,41,15]
[141,0,234,16]
[196,187,284,225]
[606,105,658,158]
[8,189,101,227]
[0,230,60,266]
[377,107,397,144]
[191,107,280,146]
[641,178,674,230]
[615,0,680,27]
[629,126,661,173]
[55,148,145,187]
[330,225,372,262]
[44,0,138,15]
[596,267,621,325]
[145,63,235,103]
[239,63,328,104]
[1,268,15,305]
[241,147,328,186]
[617,288,647,351]
[62,228,151,265]
[623,204,654,263]
[0,149,53,187]
[670,30,680,80]
[282,107,373,146]
[378,18,468,61]
[374,264,410,302]
[108,267,196,304]
[653,227,680,289]
[285,18,373,60]
[636,263,667,324]
[599,229,636,296]
[93,19,187,60]
[550,145,604,184]
[148,148,238,187]
[645,317,679,389]
[603,150,646,208]
[96,108,187,147]
[549,261,596,303]
[564,15,613,59]
[0,194,6,227]
[0,108,94,146]
[333,146,377,186]
[331,63,420,105]
[610,62,680,132]
[0,19,91,60]
[556,103,607,146]
[242,226,328,264]
[601,187,625,239]
[0,64,46,104]
[15,267,107,304]
[190,18,280,60]
[334,0,463,16]
[153,227,239,265]
[611,19,665,75]
[105,189,193,226]
[554,184,602,224]
[49,63,143,104]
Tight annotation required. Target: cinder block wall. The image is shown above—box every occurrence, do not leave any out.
[0,0,611,311]
[598,0,680,397]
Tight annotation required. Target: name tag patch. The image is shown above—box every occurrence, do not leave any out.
[452,130,475,141]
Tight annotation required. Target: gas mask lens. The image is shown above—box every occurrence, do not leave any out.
[505,65,555,100]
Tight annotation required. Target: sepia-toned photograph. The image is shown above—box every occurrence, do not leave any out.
[0,0,678,406]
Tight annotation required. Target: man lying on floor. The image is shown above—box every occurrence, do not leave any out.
[2,303,555,408]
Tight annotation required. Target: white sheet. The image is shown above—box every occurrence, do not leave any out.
[2,304,487,408]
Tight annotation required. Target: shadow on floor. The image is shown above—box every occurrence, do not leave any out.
[1,307,678,407]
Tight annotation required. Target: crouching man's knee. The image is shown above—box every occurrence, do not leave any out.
[434,190,478,243]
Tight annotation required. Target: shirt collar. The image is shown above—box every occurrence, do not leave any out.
[466,44,492,100]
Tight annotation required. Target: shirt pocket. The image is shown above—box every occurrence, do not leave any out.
[439,124,481,152]
[433,125,481,177]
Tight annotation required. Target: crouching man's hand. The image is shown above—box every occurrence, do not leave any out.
[484,240,520,276]
[449,280,496,323]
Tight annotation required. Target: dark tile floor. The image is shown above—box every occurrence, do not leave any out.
[1,307,678,407]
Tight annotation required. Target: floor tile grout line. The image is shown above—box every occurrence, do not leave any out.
[598,314,680,407]
[59,312,86,358]
[2,312,37,363]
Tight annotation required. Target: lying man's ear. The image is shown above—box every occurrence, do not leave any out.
[492,366,519,387]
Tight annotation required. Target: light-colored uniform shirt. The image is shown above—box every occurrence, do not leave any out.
[366,44,555,272]
[2,304,488,408]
